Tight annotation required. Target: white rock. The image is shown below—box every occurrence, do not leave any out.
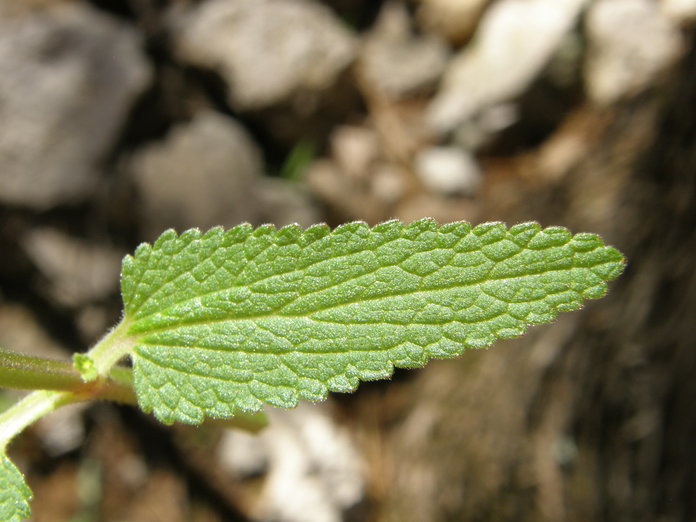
[661,0,696,23]
[218,429,269,478]
[415,146,481,195]
[416,0,490,43]
[0,3,150,208]
[172,0,356,110]
[331,125,380,180]
[255,404,364,522]
[372,163,408,205]
[427,0,589,134]
[585,0,684,105]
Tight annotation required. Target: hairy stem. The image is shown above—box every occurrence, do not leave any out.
[86,318,135,376]
[1,324,265,432]
[92,366,136,405]
[0,390,75,450]
[0,348,83,391]
[0,346,136,405]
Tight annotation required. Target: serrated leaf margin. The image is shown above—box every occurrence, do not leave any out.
[0,453,31,522]
[120,220,625,424]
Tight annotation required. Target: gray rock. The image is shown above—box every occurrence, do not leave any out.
[35,402,88,457]
[371,163,408,206]
[130,111,264,240]
[427,0,588,135]
[452,102,519,151]
[585,0,683,105]
[172,0,356,110]
[130,110,319,239]
[22,228,123,307]
[0,3,150,209]
[255,178,322,229]
[361,2,450,98]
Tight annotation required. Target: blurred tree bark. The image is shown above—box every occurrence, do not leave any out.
[372,38,696,522]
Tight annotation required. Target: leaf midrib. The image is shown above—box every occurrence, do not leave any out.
[126,222,545,319]
[128,258,599,339]
[129,240,588,325]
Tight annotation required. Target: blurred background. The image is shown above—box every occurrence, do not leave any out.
[0,0,694,521]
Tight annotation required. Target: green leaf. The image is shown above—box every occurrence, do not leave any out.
[120,220,625,424]
[0,453,31,521]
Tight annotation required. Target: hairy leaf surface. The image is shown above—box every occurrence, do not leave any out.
[120,220,625,424]
[0,453,31,522]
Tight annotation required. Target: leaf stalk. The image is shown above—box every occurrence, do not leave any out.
[85,318,135,376]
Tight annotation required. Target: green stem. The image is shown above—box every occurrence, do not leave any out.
[0,316,137,427]
[0,348,83,392]
[94,367,136,405]
[0,390,76,450]
[0,370,137,451]
[86,318,135,376]
[0,346,136,405]
[1,320,266,433]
